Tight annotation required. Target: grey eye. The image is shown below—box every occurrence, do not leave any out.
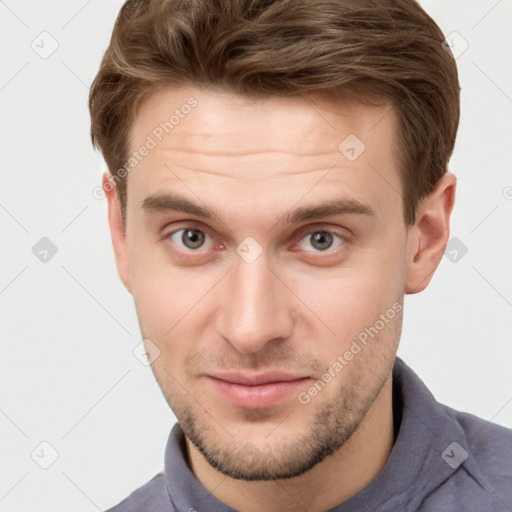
[298,231,344,252]
[310,232,333,251]
[170,228,211,250]
[182,229,205,249]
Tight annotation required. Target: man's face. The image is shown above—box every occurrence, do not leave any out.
[117,86,411,479]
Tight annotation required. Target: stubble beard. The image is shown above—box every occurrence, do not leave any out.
[153,347,396,481]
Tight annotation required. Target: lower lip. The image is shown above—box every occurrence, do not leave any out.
[208,377,309,409]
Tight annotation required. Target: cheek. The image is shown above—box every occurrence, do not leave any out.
[287,240,406,338]
[128,242,222,354]
[131,267,203,336]
[130,270,201,382]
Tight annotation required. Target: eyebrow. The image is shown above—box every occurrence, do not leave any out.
[282,198,375,224]
[141,192,375,225]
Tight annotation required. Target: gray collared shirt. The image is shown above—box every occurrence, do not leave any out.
[107,357,512,511]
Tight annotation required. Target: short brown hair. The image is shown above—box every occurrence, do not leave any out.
[89,0,460,225]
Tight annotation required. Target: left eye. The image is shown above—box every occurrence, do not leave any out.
[168,228,215,251]
[297,231,345,252]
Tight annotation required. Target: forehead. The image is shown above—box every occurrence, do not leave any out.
[132,87,395,158]
[126,86,401,223]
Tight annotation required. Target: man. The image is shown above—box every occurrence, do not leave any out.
[89,0,512,510]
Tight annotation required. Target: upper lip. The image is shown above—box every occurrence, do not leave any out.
[207,371,309,386]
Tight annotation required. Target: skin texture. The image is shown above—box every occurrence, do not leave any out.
[104,86,456,511]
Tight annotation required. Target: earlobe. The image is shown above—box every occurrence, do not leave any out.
[103,172,132,294]
[405,172,456,294]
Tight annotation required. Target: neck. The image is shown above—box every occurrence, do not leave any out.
[186,373,395,512]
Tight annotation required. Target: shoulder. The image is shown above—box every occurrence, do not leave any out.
[105,472,174,512]
[455,408,512,500]
[445,405,512,479]
[421,404,512,511]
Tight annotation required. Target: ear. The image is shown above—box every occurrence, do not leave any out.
[405,171,456,294]
[103,172,132,294]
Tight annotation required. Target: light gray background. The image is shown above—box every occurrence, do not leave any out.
[0,1,511,510]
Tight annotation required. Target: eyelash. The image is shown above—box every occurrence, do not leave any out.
[162,223,348,257]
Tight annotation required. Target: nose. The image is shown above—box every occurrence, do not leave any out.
[215,253,294,354]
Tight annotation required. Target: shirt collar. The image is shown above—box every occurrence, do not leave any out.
[329,356,471,511]
[163,356,472,511]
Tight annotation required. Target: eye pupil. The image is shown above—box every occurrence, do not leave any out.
[182,229,205,249]
[311,231,333,251]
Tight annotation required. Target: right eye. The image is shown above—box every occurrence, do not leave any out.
[167,228,215,251]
